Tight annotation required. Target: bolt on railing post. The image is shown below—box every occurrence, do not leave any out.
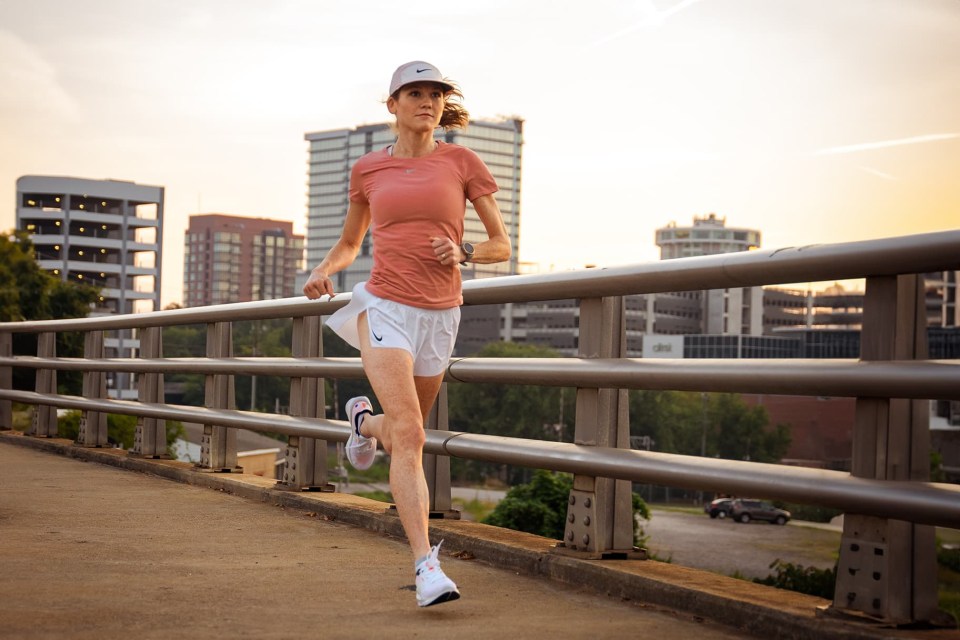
[75,331,108,447]
[423,382,458,518]
[277,315,333,491]
[556,296,638,559]
[131,326,169,458]
[197,322,241,473]
[0,332,11,430]
[29,332,58,437]
[827,274,946,626]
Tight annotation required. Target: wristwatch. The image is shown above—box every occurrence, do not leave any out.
[459,242,475,265]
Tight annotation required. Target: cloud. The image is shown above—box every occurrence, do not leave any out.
[857,166,898,181]
[0,29,81,124]
[589,0,708,48]
[813,133,959,156]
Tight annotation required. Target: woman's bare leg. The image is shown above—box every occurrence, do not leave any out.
[354,312,444,560]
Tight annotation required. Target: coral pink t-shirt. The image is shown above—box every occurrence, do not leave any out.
[349,142,498,309]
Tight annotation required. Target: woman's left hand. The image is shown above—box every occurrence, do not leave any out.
[430,236,460,266]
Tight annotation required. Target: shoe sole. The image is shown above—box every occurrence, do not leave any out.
[345,437,376,471]
[418,589,461,608]
[345,396,376,470]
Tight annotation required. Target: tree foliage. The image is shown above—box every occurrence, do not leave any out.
[1,232,99,394]
[630,390,790,463]
[484,470,650,546]
[754,560,837,599]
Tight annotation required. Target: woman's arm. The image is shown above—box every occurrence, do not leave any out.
[465,193,511,264]
[302,200,371,299]
[429,193,512,266]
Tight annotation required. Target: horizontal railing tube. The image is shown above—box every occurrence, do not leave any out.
[434,432,960,528]
[0,356,367,380]
[459,230,960,305]
[4,356,960,401]
[0,297,347,333]
[1,230,958,334]
[4,388,960,529]
[448,357,960,400]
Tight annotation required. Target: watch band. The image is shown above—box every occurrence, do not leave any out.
[459,242,475,265]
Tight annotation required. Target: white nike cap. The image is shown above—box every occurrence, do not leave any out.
[389,61,455,96]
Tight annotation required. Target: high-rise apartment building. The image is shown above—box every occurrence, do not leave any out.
[183,214,304,307]
[16,175,164,397]
[16,176,164,314]
[303,118,523,291]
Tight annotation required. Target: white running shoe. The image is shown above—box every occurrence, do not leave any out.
[344,396,377,471]
[415,541,460,607]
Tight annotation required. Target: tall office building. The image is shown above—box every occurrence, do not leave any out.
[656,214,764,336]
[509,215,766,357]
[926,270,959,328]
[16,175,164,397]
[303,118,523,291]
[655,213,761,259]
[183,214,304,307]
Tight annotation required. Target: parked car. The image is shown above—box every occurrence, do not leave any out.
[730,499,791,525]
[704,498,734,519]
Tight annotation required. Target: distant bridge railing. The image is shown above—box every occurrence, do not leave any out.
[1,229,959,627]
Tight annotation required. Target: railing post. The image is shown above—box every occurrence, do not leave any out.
[131,326,169,458]
[423,382,459,518]
[29,332,58,437]
[0,332,11,430]
[556,296,639,559]
[827,274,947,626]
[75,331,108,447]
[277,315,333,491]
[197,322,241,473]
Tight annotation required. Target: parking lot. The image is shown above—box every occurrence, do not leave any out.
[643,509,841,579]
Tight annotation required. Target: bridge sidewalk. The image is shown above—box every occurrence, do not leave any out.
[0,433,950,640]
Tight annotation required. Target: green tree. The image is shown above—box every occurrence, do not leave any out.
[161,322,206,406]
[233,319,294,413]
[0,232,99,394]
[754,560,837,599]
[630,390,790,463]
[484,470,650,546]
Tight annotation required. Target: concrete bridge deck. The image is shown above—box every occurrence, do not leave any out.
[1,433,953,640]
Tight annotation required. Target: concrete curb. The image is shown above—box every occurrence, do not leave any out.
[1,431,943,640]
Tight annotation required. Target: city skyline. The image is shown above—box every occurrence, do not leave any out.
[1,0,958,307]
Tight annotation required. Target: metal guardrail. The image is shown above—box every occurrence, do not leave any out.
[3,229,958,331]
[2,388,958,530]
[1,229,959,626]
[4,356,958,399]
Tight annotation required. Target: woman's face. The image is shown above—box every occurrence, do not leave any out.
[388,82,446,134]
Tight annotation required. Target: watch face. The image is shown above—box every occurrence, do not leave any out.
[462,242,475,256]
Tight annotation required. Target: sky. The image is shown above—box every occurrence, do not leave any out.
[1,0,958,308]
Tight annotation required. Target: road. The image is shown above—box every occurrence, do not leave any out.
[0,442,750,640]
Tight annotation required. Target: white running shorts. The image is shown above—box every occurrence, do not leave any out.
[326,282,460,377]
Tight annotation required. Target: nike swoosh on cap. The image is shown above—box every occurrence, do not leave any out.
[416,68,431,73]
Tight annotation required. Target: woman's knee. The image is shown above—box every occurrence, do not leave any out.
[388,413,426,451]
